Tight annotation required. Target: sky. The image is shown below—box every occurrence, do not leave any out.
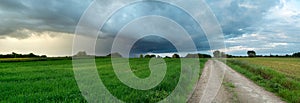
[0,0,299,57]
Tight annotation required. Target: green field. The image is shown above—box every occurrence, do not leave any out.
[0,58,207,102]
[227,58,300,103]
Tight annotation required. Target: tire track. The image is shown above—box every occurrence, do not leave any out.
[188,60,285,103]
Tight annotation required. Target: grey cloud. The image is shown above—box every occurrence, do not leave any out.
[1,0,299,55]
[96,1,210,54]
[206,0,280,38]
[0,0,92,38]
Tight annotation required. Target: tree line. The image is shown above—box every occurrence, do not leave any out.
[2,51,300,58]
[139,53,212,58]
[0,52,47,58]
[213,50,300,58]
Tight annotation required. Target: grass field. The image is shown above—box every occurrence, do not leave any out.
[0,58,207,102]
[227,57,300,103]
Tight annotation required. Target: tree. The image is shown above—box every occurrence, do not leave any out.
[144,54,156,58]
[221,52,226,58]
[247,51,256,57]
[292,52,300,57]
[226,54,234,58]
[29,53,35,57]
[185,53,212,58]
[144,55,150,58]
[1,52,46,58]
[213,50,221,58]
[139,54,143,58]
[150,55,156,58]
[201,54,212,58]
[172,54,180,58]
[41,55,47,58]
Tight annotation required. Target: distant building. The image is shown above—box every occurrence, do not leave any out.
[74,51,87,57]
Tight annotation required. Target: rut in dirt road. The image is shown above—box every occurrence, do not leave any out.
[188,60,285,103]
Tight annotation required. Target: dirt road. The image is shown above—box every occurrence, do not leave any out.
[188,60,285,103]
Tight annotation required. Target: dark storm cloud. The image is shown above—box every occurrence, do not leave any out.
[90,0,300,55]
[129,36,177,54]
[1,0,299,55]
[206,0,280,38]
[96,1,210,54]
[0,0,92,38]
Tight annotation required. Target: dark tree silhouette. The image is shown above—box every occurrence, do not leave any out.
[164,56,171,58]
[144,54,156,58]
[292,52,300,57]
[12,52,17,58]
[144,55,150,58]
[139,54,143,58]
[41,55,47,58]
[172,54,180,58]
[185,53,211,58]
[213,50,221,58]
[29,53,35,57]
[247,51,256,57]
[0,52,45,58]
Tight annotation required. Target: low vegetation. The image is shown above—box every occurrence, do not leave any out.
[226,58,300,103]
[0,58,207,102]
[222,81,238,102]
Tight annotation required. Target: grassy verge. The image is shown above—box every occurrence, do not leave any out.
[223,81,238,102]
[226,59,300,103]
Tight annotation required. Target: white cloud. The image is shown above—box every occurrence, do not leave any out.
[228,46,255,51]
[265,0,300,24]
[221,0,300,55]
[266,43,288,48]
[224,31,298,55]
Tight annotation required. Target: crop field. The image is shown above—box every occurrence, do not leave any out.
[0,58,207,102]
[232,58,300,80]
[0,58,46,62]
[227,57,300,103]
